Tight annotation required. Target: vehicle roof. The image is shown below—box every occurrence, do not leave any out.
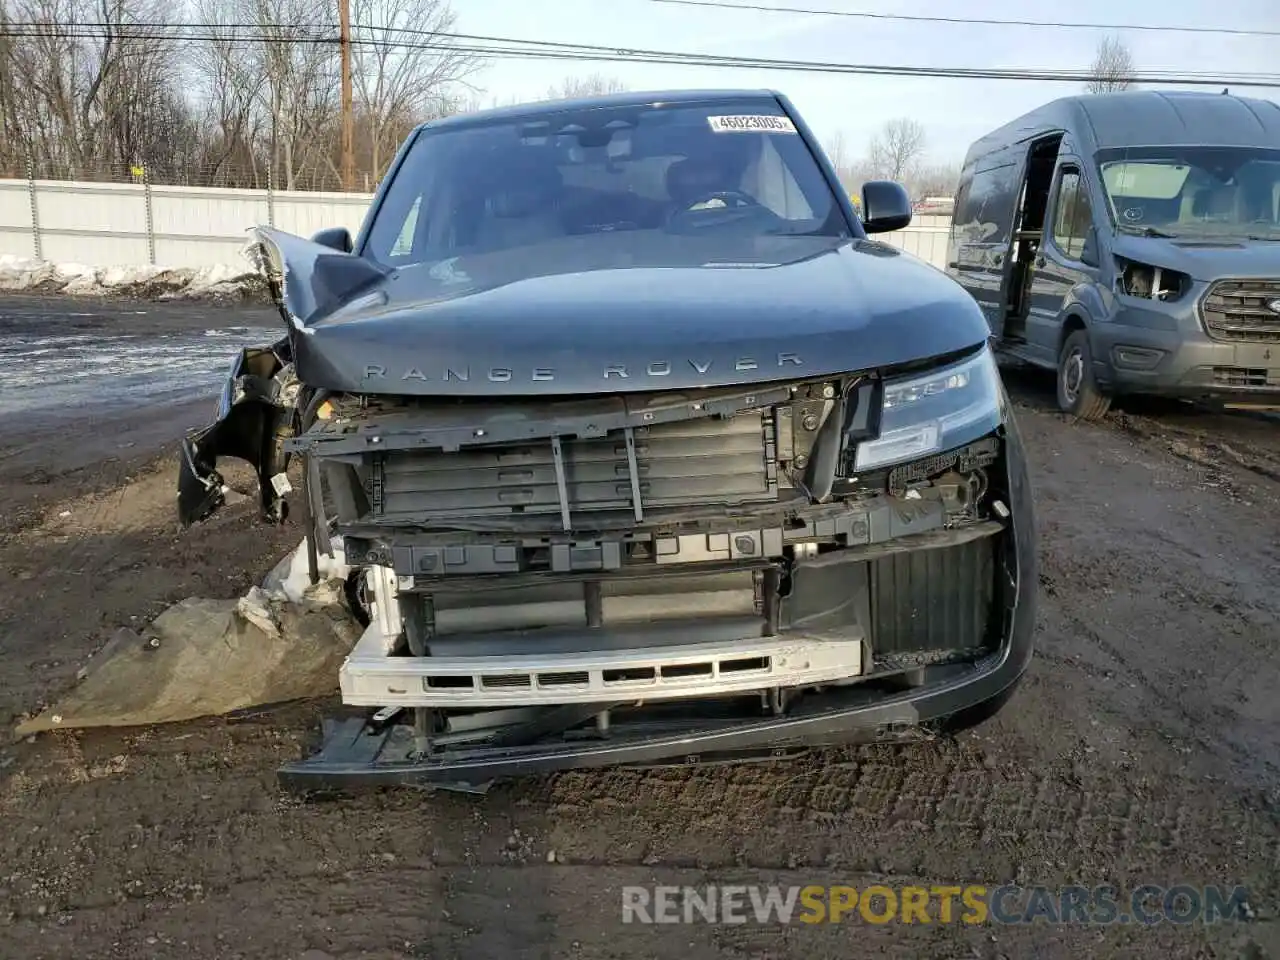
[420,89,784,132]
[965,90,1280,165]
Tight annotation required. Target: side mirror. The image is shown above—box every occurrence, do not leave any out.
[859,180,913,234]
[311,226,353,253]
[1080,227,1100,267]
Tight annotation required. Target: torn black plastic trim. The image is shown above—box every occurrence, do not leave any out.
[177,338,300,527]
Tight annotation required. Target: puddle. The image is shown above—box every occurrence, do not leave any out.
[0,325,278,416]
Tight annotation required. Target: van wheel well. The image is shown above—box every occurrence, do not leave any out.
[1058,313,1087,353]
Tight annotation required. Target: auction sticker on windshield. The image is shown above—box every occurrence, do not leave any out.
[708,115,797,133]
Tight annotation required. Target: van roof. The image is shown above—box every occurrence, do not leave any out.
[966,90,1280,164]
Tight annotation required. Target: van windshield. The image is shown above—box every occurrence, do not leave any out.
[363,99,852,270]
[1096,146,1280,240]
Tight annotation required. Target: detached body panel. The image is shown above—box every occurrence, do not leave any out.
[178,338,297,526]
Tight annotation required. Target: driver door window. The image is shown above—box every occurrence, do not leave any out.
[746,137,815,219]
[1051,167,1092,260]
[389,196,422,257]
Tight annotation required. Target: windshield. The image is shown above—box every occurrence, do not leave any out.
[1096,146,1280,240]
[362,98,850,269]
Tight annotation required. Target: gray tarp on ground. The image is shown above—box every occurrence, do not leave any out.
[15,541,361,736]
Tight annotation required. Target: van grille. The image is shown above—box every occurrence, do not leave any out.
[1212,367,1280,388]
[1200,279,1280,342]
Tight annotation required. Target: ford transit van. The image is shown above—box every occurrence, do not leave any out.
[948,91,1280,418]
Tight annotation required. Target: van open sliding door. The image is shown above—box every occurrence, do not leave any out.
[948,149,1026,339]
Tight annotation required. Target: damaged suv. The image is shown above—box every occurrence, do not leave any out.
[179,89,1037,789]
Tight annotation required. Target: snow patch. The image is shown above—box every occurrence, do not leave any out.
[99,264,167,287]
[0,255,267,302]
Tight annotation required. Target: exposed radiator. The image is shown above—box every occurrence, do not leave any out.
[868,535,996,654]
[374,411,779,524]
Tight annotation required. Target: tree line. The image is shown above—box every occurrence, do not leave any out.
[0,0,482,189]
[0,5,1139,196]
[823,119,960,203]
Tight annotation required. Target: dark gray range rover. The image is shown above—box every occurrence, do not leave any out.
[178,89,1037,789]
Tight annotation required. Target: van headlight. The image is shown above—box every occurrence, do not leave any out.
[853,346,1005,472]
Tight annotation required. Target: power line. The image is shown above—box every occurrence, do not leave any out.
[10,19,1279,84]
[647,0,1280,38]
[4,22,1280,89]
[359,22,1280,84]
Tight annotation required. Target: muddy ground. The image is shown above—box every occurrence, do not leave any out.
[0,294,1278,960]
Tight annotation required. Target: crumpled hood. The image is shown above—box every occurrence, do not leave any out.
[1110,232,1280,282]
[253,227,990,397]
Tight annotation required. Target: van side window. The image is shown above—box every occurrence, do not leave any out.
[952,174,973,218]
[1051,168,1092,260]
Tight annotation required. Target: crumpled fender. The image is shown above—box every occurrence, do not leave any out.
[244,225,392,331]
[177,338,299,527]
[178,226,389,528]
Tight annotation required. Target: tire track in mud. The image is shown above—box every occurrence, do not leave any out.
[1048,607,1255,769]
[532,748,1280,876]
[4,720,1278,949]
[1037,533,1280,791]
[10,861,1265,960]
[1109,408,1280,497]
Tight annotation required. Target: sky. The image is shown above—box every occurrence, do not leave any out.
[450,0,1280,168]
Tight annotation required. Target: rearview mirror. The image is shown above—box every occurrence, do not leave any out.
[311,227,353,253]
[859,181,913,234]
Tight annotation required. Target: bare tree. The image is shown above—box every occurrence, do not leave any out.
[822,132,880,196]
[190,0,268,186]
[1086,35,1136,94]
[0,3,22,175]
[351,0,480,181]
[823,131,852,182]
[0,0,188,178]
[909,162,961,199]
[545,74,628,100]
[245,0,342,190]
[99,2,199,182]
[868,117,926,184]
[0,0,484,189]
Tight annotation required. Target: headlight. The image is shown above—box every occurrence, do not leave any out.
[853,346,1004,472]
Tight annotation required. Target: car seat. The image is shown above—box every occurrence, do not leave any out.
[1190,184,1237,222]
[473,154,566,251]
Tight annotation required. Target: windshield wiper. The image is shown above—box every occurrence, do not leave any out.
[1120,224,1177,238]
[1246,234,1280,242]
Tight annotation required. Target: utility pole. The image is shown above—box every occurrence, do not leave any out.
[339,0,354,191]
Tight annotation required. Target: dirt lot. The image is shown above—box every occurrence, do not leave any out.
[1,295,1278,960]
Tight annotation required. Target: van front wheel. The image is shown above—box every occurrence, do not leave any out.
[1056,330,1111,421]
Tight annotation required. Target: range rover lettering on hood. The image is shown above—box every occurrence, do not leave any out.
[362,352,805,384]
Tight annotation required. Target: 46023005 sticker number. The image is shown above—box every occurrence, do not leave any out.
[707,115,798,134]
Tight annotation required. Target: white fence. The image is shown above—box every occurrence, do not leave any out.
[0,178,952,271]
[0,178,375,269]
[877,213,951,269]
